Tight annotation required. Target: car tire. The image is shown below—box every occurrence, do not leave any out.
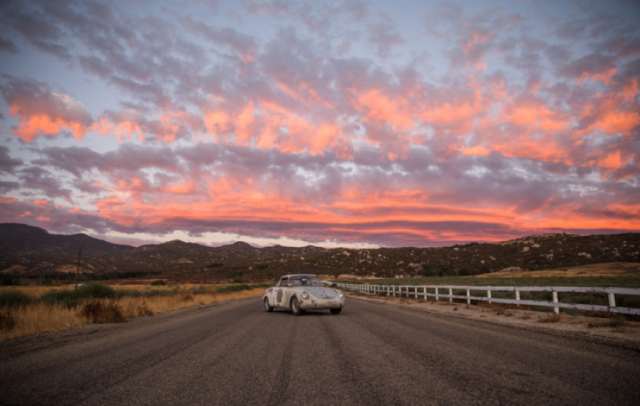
[291,297,302,316]
[330,308,342,315]
[264,298,273,312]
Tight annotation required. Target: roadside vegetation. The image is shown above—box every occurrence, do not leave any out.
[333,263,640,313]
[0,282,271,340]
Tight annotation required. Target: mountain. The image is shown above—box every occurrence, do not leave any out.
[0,223,133,257]
[0,223,639,281]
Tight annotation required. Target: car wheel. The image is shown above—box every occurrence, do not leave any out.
[291,297,302,316]
[264,298,273,312]
[330,308,342,315]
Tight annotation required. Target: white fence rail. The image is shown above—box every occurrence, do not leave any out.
[330,283,640,315]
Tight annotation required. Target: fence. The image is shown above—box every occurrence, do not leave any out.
[330,283,640,315]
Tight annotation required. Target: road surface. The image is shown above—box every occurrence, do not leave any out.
[1,297,639,405]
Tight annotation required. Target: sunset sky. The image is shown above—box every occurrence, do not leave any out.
[0,0,639,248]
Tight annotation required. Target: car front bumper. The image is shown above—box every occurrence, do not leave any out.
[298,296,345,310]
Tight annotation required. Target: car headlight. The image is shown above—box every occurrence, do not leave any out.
[335,290,344,298]
[301,292,309,299]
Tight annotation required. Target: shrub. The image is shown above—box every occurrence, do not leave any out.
[0,291,32,308]
[150,280,165,286]
[114,289,142,299]
[144,289,178,298]
[0,310,16,331]
[39,283,117,307]
[81,301,125,323]
[137,302,154,317]
[217,284,251,293]
[0,277,20,286]
[206,263,223,268]
[232,277,244,284]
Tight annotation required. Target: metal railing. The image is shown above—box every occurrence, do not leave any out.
[329,283,640,315]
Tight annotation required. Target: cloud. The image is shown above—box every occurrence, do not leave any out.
[367,17,405,58]
[0,75,93,142]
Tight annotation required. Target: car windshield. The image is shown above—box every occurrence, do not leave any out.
[289,276,323,287]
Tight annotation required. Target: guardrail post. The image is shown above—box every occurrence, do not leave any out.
[552,290,559,315]
[435,287,439,301]
[466,289,470,305]
[424,286,427,300]
[516,289,520,308]
[392,285,396,297]
[487,289,492,305]
[449,288,452,303]
[608,292,616,308]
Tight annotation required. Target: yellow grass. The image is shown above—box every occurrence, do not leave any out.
[0,287,263,341]
[474,262,640,279]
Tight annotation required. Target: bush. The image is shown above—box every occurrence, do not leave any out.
[81,301,125,323]
[0,277,20,286]
[217,284,251,293]
[232,277,244,284]
[150,280,165,286]
[0,291,32,308]
[206,263,223,268]
[137,302,154,316]
[144,289,178,298]
[0,310,16,331]
[39,283,116,307]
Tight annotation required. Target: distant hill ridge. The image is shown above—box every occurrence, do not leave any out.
[0,223,638,281]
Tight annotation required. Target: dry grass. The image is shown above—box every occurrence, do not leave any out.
[537,313,562,323]
[475,262,640,279]
[0,288,262,340]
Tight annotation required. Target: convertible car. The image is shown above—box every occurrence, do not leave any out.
[263,274,346,315]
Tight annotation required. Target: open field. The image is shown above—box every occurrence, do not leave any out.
[0,283,267,340]
[344,262,640,288]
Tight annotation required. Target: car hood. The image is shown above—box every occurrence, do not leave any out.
[303,287,337,298]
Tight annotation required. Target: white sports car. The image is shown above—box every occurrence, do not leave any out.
[263,274,346,315]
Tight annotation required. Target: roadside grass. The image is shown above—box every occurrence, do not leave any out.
[336,263,640,312]
[0,283,268,340]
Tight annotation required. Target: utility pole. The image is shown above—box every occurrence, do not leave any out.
[75,244,82,289]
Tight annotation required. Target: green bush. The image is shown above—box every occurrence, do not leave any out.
[0,277,20,286]
[0,291,32,308]
[39,283,116,307]
[150,280,165,286]
[232,277,243,284]
[217,284,251,293]
[144,288,178,298]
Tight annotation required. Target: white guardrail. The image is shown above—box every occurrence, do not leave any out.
[329,283,640,315]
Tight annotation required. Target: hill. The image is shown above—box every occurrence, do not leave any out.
[0,223,638,282]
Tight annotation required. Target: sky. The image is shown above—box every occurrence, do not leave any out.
[0,0,639,248]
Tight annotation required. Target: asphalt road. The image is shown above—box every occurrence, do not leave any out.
[1,297,639,406]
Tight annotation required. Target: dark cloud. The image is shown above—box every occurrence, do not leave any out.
[0,36,19,54]
[0,75,93,127]
[18,167,73,202]
[0,145,22,174]
[367,17,405,58]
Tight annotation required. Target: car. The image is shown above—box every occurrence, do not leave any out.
[263,274,346,316]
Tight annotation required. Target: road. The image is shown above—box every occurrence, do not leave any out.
[1,297,639,406]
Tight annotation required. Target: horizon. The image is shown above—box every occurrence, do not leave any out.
[3,222,610,250]
[0,0,639,248]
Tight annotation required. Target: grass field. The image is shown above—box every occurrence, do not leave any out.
[332,262,640,312]
[0,283,268,340]
[339,262,640,288]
